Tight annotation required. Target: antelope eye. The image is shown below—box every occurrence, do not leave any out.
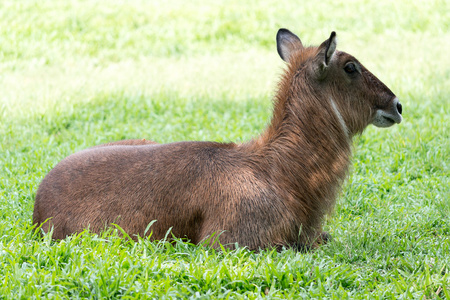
[344,63,357,74]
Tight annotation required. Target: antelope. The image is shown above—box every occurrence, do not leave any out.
[33,29,402,251]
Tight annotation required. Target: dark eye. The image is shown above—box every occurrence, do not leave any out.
[344,63,357,74]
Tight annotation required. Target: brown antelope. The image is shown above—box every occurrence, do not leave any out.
[33,29,402,250]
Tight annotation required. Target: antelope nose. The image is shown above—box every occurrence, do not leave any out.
[397,101,402,115]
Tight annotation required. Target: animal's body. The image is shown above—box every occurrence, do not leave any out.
[33,29,402,250]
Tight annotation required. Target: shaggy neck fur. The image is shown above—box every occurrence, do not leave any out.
[245,50,353,243]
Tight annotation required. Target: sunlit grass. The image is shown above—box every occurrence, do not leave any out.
[1,0,449,298]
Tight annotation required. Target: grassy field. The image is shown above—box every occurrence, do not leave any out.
[1,0,449,298]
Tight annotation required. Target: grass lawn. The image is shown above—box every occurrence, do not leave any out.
[1,0,449,298]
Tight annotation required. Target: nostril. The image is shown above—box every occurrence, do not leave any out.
[397,102,402,115]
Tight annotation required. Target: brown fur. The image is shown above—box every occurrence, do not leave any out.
[33,29,402,251]
[93,139,158,147]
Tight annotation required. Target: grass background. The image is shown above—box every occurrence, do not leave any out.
[1,0,449,298]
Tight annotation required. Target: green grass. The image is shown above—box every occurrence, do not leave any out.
[1,0,449,298]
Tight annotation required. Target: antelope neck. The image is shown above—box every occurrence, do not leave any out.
[254,89,353,179]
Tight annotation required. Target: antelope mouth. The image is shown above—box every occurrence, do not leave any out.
[372,98,403,128]
[373,110,402,127]
[382,115,397,124]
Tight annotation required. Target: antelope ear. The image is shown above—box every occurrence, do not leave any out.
[319,31,337,66]
[276,28,303,63]
[315,32,337,78]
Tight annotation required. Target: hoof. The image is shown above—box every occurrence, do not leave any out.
[318,232,332,244]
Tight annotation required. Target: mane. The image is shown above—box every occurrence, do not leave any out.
[260,47,319,145]
[242,47,316,151]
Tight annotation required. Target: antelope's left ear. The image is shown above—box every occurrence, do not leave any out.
[276,28,304,63]
[315,32,337,78]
